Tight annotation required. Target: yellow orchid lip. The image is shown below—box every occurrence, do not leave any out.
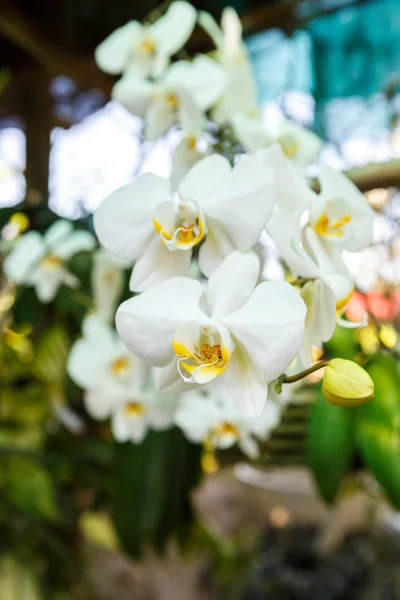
[336,289,354,315]
[173,336,230,384]
[124,401,146,417]
[314,211,352,238]
[152,206,206,251]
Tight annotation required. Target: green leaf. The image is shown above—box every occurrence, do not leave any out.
[357,355,400,508]
[2,457,58,520]
[308,389,356,503]
[32,326,70,384]
[113,428,202,557]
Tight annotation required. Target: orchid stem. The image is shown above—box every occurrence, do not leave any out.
[275,361,329,393]
[284,361,329,384]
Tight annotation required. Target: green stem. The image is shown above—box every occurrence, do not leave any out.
[283,361,329,384]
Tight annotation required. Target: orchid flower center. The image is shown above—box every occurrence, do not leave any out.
[173,323,232,385]
[139,37,156,55]
[152,200,206,251]
[111,356,132,379]
[212,422,239,439]
[40,254,62,269]
[314,199,353,239]
[165,92,180,110]
[124,401,146,417]
[277,134,299,159]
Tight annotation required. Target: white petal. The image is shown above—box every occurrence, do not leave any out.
[95,21,141,75]
[198,225,236,277]
[198,11,224,48]
[151,1,197,58]
[299,279,336,368]
[200,155,275,251]
[157,360,204,393]
[266,208,318,279]
[224,344,268,417]
[3,232,45,283]
[116,277,205,367]
[84,389,122,420]
[44,220,73,248]
[257,144,316,213]
[94,174,170,260]
[278,120,322,167]
[55,231,95,260]
[67,338,109,389]
[34,274,61,303]
[231,113,271,152]
[111,410,131,442]
[223,281,306,383]
[129,233,191,292]
[221,7,242,55]
[111,74,153,117]
[238,433,260,459]
[166,56,226,111]
[178,154,231,205]
[319,167,373,251]
[207,250,259,318]
[144,98,177,140]
[177,87,205,134]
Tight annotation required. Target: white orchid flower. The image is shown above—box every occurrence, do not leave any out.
[259,146,366,365]
[199,8,258,123]
[95,1,196,78]
[112,56,226,140]
[309,166,374,253]
[233,115,322,167]
[67,315,146,420]
[3,220,95,303]
[94,154,275,291]
[115,251,306,417]
[275,120,322,167]
[111,381,177,444]
[171,133,210,189]
[91,249,130,323]
[175,385,281,458]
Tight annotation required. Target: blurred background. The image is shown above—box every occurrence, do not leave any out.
[1,0,400,598]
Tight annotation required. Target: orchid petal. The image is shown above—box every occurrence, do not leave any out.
[94,174,170,260]
[129,233,191,292]
[224,343,268,417]
[116,277,205,367]
[3,232,45,283]
[207,250,259,318]
[95,21,141,75]
[223,281,306,383]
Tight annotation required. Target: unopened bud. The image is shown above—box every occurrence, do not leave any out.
[322,358,374,407]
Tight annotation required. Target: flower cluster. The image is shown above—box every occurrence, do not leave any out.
[1,2,375,459]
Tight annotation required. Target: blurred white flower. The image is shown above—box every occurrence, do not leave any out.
[94,154,274,291]
[199,8,258,122]
[95,1,196,78]
[309,165,374,254]
[67,315,146,420]
[233,114,322,167]
[116,251,306,417]
[111,379,177,443]
[171,133,210,189]
[276,120,322,167]
[91,248,130,323]
[260,145,364,366]
[175,385,281,458]
[112,56,226,140]
[3,219,95,303]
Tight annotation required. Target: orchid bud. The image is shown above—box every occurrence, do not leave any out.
[322,359,374,407]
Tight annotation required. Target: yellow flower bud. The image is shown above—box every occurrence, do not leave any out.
[322,358,374,407]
